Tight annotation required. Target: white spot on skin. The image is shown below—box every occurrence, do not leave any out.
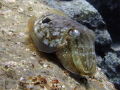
[37,31,44,38]
[34,25,40,33]
[84,61,86,65]
[83,28,87,31]
[43,39,49,45]
[41,23,46,28]
[53,31,60,36]
[46,30,50,38]
[49,40,55,47]
[55,39,60,43]
[55,28,60,31]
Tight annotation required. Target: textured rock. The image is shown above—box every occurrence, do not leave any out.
[96,43,120,90]
[86,0,120,43]
[97,52,120,90]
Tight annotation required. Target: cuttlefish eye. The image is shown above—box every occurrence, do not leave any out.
[68,28,80,38]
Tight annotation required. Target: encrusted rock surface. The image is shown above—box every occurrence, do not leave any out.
[0,0,116,90]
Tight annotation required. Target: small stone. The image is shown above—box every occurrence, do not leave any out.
[28,7,33,11]
[32,52,36,56]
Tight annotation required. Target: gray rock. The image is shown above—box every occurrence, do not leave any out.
[97,52,120,88]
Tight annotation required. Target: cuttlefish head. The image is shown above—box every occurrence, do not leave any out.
[56,27,96,76]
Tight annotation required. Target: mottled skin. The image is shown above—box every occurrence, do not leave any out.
[28,10,96,76]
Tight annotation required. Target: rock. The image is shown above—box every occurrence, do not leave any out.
[97,52,120,90]
[86,0,120,43]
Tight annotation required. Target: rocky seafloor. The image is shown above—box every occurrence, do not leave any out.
[0,0,119,90]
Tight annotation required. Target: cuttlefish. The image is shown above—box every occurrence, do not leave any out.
[28,9,96,76]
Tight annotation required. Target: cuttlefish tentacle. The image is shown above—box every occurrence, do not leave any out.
[56,39,80,74]
[71,29,96,75]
